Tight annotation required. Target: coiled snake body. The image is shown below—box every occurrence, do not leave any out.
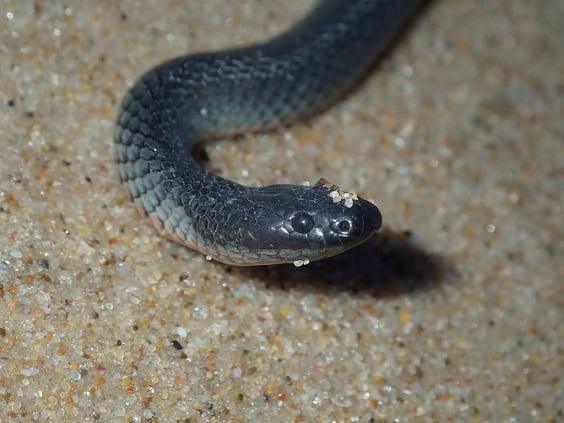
[114,0,419,265]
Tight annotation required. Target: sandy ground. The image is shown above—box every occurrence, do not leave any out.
[1,0,562,421]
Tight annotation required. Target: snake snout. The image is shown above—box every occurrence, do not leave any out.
[359,198,383,238]
[328,197,382,246]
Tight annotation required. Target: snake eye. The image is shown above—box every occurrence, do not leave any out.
[336,218,352,234]
[290,212,315,234]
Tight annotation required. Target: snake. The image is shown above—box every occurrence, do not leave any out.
[114,0,420,266]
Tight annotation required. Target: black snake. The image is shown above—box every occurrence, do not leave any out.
[114,0,419,265]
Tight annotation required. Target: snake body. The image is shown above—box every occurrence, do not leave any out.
[114,0,419,265]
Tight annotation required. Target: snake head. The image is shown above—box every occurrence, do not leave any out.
[219,180,382,266]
